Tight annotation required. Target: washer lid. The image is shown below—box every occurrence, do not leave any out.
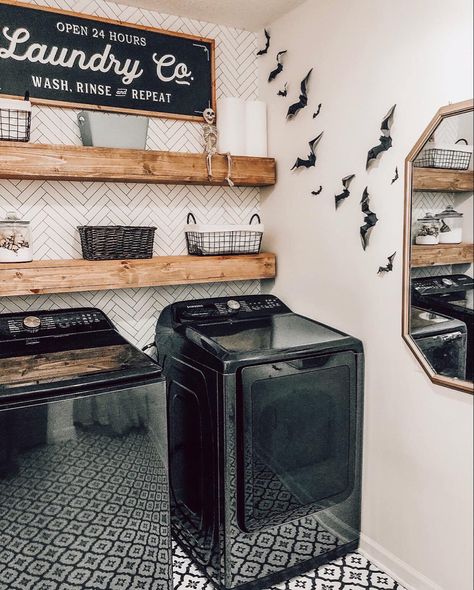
[410,306,467,337]
[186,313,355,359]
[0,307,162,399]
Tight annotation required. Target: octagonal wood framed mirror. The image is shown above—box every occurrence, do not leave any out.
[402,99,474,394]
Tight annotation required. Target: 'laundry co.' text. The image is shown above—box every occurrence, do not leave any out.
[0,27,194,86]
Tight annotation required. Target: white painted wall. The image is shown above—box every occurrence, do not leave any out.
[258,1,473,589]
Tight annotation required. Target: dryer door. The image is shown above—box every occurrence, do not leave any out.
[237,351,358,533]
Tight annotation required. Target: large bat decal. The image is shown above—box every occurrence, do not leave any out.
[257,29,271,56]
[335,174,355,208]
[291,132,324,170]
[268,51,287,82]
[366,104,396,169]
[378,252,396,274]
[360,187,378,249]
[287,69,313,119]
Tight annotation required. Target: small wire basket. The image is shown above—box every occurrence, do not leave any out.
[414,138,472,170]
[185,213,263,256]
[78,226,156,260]
[0,94,32,142]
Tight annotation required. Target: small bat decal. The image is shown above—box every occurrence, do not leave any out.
[360,187,378,250]
[277,82,288,97]
[366,104,396,169]
[381,104,396,131]
[391,166,399,184]
[378,252,397,274]
[291,132,323,170]
[335,174,355,208]
[287,68,313,119]
[313,103,322,118]
[268,51,287,82]
[257,29,271,56]
[311,186,323,195]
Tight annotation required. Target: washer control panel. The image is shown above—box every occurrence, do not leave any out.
[412,274,473,296]
[0,308,112,339]
[174,295,291,323]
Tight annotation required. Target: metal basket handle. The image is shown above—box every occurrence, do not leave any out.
[187,213,197,224]
[455,138,469,145]
[249,214,261,225]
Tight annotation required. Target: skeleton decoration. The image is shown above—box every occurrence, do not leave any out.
[202,108,218,180]
[201,108,234,187]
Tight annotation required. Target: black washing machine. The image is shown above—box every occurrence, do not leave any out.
[155,295,364,590]
[0,308,171,590]
[410,306,468,380]
[412,274,473,381]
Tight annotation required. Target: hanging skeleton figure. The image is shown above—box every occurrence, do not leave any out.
[202,108,234,187]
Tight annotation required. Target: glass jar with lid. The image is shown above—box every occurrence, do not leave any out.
[435,206,463,244]
[414,212,441,245]
[0,212,33,262]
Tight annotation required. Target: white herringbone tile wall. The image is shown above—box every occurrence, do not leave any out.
[0,0,261,347]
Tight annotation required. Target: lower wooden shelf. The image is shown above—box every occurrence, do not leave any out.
[0,253,276,297]
[411,243,474,267]
[412,167,474,192]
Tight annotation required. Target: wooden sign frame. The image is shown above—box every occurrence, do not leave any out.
[0,0,216,121]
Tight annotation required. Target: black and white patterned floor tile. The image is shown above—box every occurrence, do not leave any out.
[172,542,406,590]
[0,426,405,590]
[0,428,171,590]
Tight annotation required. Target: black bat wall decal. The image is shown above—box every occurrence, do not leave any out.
[268,51,287,82]
[277,82,288,97]
[313,103,322,118]
[311,186,323,195]
[391,166,399,184]
[366,104,396,169]
[360,187,378,250]
[378,252,396,274]
[291,132,323,170]
[335,174,355,208]
[257,29,271,56]
[287,68,313,119]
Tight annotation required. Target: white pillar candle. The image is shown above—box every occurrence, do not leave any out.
[217,97,245,155]
[244,100,268,157]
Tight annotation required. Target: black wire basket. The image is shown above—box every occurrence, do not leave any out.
[78,226,157,260]
[0,94,32,142]
[414,138,472,170]
[185,213,263,256]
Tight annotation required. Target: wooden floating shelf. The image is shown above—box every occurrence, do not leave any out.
[411,243,474,267]
[413,167,474,192]
[0,253,276,297]
[0,141,276,187]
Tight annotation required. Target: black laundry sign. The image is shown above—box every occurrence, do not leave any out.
[0,0,215,120]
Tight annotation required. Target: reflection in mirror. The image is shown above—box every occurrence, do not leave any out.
[406,103,473,391]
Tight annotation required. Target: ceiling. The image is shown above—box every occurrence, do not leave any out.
[107,0,305,31]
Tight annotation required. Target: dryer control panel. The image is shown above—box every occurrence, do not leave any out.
[173,295,291,324]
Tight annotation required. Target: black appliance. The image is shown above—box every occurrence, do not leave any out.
[410,306,468,380]
[411,274,473,381]
[155,295,364,590]
[0,308,171,590]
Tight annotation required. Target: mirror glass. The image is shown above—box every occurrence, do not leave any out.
[406,103,473,391]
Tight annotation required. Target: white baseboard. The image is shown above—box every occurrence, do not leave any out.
[359,534,443,590]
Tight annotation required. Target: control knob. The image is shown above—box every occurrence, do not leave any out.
[226,299,241,311]
[23,316,41,330]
